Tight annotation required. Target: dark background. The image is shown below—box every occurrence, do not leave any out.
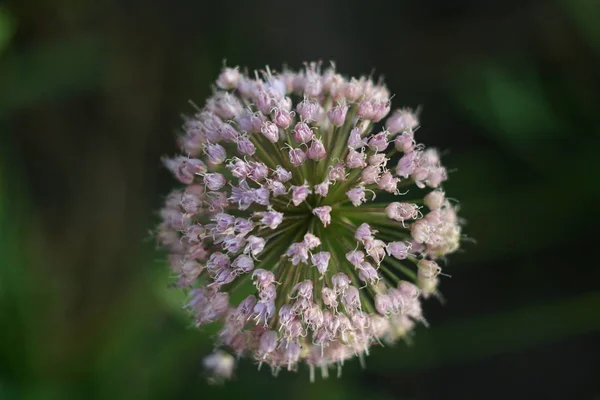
[1,0,599,399]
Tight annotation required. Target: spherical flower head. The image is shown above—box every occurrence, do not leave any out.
[157,61,464,381]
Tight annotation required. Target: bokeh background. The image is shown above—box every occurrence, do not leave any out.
[1,0,599,399]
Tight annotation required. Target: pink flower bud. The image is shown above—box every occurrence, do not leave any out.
[345,250,365,267]
[386,241,411,260]
[288,148,307,167]
[303,232,321,249]
[375,293,393,315]
[417,259,441,280]
[296,97,321,122]
[216,67,241,89]
[386,108,419,134]
[342,286,361,311]
[424,190,445,210]
[219,123,239,143]
[259,211,283,229]
[385,202,421,223]
[346,186,367,207]
[237,136,256,156]
[368,131,389,152]
[204,173,226,191]
[252,269,276,288]
[260,121,279,143]
[291,182,311,206]
[361,166,380,185]
[332,272,351,293]
[327,103,349,126]
[248,162,269,182]
[312,206,332,227]
[396,151,418,178]
[232,254,254,274]
[268,180,287,197]
[206,143,227,164]
[377,171,398,193]
[164,156,207,184]
[307,138,327,161]
[356,100,374,120]
[272,165,292,182]
[322,287,338,309]
[311,251,330,275]
[346,148,367,169]
[245,236,266,257]
[292,280,313,299]
[272,108,293,128]
[358,262,379,285]
[293,121,313,143]
[348,127,366,149]
[314,180,330,197]
[354,223,374,242]
[394,131,415,153]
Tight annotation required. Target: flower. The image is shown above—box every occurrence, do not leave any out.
[157,61,463,381]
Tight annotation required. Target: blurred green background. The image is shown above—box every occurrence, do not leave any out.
[1,0,599,399]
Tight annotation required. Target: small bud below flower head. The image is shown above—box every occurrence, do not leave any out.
[272,108,293,129]
[386,241,411,260]
[293,122,313,143]
[355,223,375,243]
[311,251,331,275]
[417,259,441,280]
[314,180,331,197]
[328,103,349,127]
[395,151,418,178]
[378,171,399,193]
[254,301,276,326]
[346,186,367,207]
[206,143,227,165]
[237,136,256,156]
[386,202,421,223]
[203,350,235,383]
[348,127,367,149]
[312,206,332,227]
[204,173,226,191]
[303,232,321,249]
[272,165,292,182]
[307,138,327,161]
[291,182,311,206]
[332,272,351,293]
[394,131,415,153]
[259,210,283,229]
[368,131,390,152]
[288,147,307,167]
[386,108,419,134]
[260,121,280,143]
[216,67,241,89]
[424,190,445,210]
[361,165,380,185]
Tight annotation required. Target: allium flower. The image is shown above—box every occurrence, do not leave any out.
[157,62,463,381]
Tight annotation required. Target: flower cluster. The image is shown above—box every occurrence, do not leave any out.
[157,62,462,382]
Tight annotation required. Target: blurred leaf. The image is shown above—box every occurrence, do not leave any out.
[562,0,600,52]
[0,34,107,117]
[0,7,15,54]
